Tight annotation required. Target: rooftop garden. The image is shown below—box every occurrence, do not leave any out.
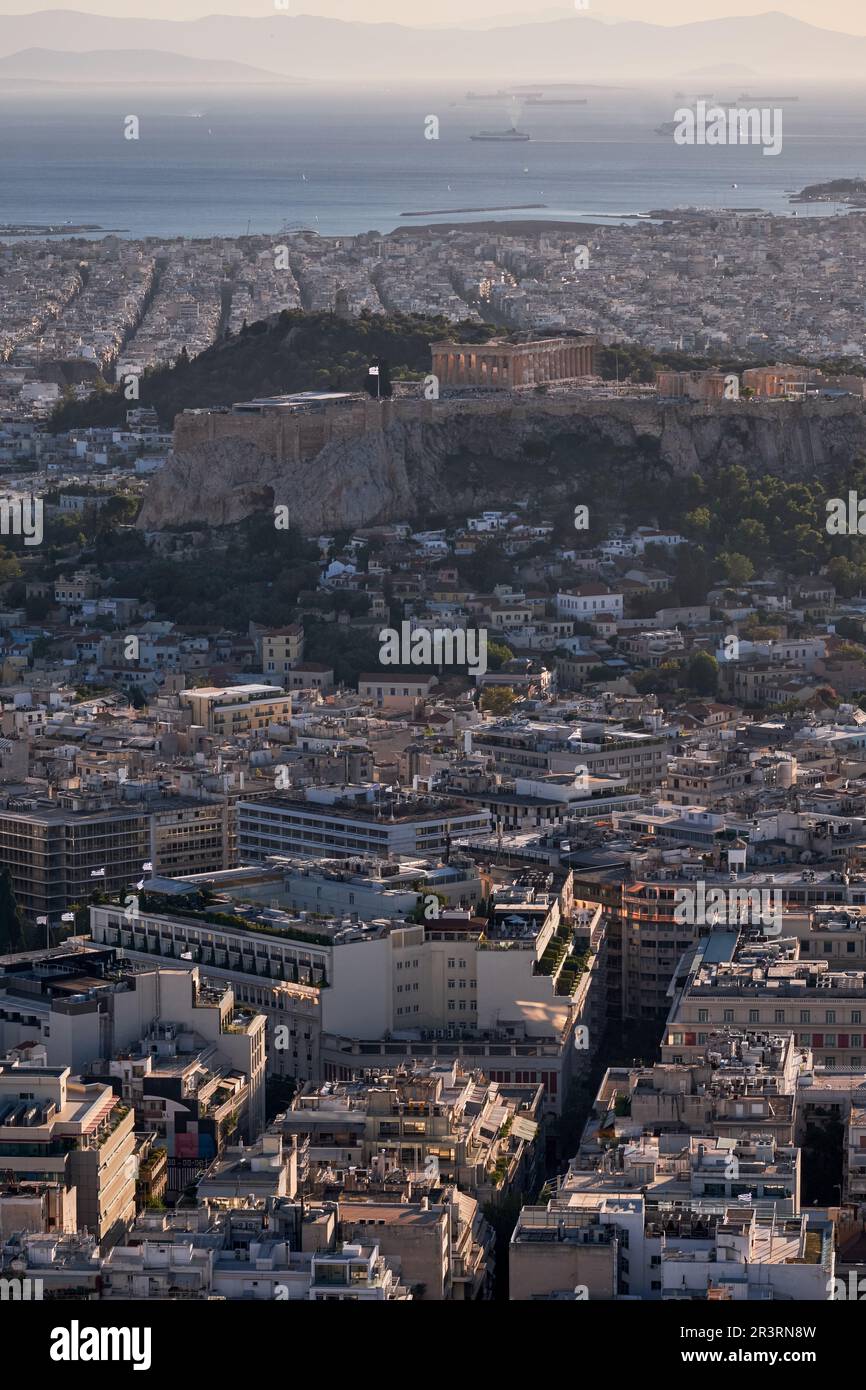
[536,926,589,985]
[555,952,590,995]
[116,890,334,948]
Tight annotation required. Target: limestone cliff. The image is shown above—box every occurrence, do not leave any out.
[137,396,866,533]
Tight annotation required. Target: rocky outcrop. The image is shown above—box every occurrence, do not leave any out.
[137,395,866,533]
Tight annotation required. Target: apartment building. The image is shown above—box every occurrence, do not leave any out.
[0,794,151,919]
[180,684,292,736]
[257,625,304,679]
[509,1206,619,1300]
[664,930,866,1071]
[358,673,438,710]
[0,1057,136,1249]
[665,751,763,806]
[237,784,490,863]
[0,791,238,921]
[449,772,642,833]
[102,1230,411,1301]
[555,587,624,621]
[569,852,866,1025]
[152,798,235,877]
[584,1031,803,1149]
[511,1186,832,1301]
[89,877,604,1111]
[0,949,266,1138]
[279,1061,543,1207]
[339,1190,492,1301]
[469,718,671,793]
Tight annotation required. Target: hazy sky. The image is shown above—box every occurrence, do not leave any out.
[2,1,866,35]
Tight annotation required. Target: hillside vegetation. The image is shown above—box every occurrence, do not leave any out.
[49,310,498,431]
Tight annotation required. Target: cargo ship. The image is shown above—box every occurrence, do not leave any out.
[470,127,531,142]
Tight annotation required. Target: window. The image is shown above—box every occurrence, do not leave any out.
[723,1009,734,1023]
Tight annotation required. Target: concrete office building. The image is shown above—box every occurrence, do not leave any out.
[89,875,605,1113]
[237,784,490,863]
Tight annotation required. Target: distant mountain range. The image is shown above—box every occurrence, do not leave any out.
[0,10,864,82]
[0,47,288,85]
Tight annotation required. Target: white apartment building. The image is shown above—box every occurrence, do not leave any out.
[556,588,624,621]
[237,785,490,863]
[89,889,603,1113]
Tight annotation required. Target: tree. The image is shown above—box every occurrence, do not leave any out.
[480,686,516,716]
[729,517,769,561]
[673,544,712,605]
[0,547,22,583]
[719,551,754,586]
[687,650,719,697]
[0,868,27,953]
[684,507,711,539]
[486,640,513,671]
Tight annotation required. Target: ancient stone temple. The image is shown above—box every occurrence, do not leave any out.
[430,336,596,389]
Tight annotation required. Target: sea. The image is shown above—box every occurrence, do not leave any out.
[1,82,865,239]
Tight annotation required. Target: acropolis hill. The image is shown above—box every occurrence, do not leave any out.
[137,391,866,534]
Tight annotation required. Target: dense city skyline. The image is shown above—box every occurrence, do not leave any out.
[0,0,860,1359]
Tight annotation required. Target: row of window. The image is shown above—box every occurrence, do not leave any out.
[697,1008,863,1025]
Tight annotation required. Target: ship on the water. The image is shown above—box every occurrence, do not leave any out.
[470,127,531,142]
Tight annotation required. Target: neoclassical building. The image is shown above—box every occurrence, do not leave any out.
[431,336,597,390]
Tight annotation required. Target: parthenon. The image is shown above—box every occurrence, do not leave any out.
[430,336,597,390]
